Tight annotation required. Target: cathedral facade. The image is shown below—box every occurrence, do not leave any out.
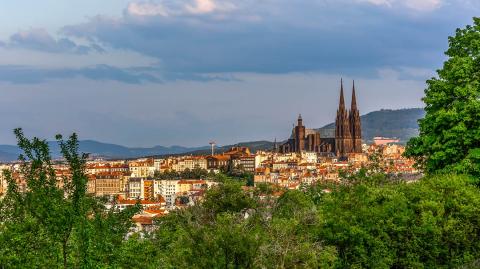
[279,80,362,157]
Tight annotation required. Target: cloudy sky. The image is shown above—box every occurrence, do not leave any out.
[0,0,477,147]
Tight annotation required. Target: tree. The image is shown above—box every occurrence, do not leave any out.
[202,179,257,216]
[0,129,139,268]
[317,174,480,268]
[405,17,480,175]
[273,190,314,219]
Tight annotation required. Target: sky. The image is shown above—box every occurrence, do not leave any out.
[0,0,478,147]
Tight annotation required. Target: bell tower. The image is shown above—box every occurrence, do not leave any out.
[295,114,306,152]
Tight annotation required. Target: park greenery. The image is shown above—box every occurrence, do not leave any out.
[0,17,480,269]
[404,17,480,176]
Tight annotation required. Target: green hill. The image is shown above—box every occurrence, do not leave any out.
[318,108,425,143]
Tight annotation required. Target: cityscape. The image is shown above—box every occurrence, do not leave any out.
[0,81,420,233]
[0,1,479,268]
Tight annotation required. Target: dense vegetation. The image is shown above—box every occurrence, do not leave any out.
[0,129,140,268]
[405,17,480,176]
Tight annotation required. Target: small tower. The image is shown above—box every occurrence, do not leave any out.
[273,137,278,153]
[294,114,306,152]
[209,141,216,156]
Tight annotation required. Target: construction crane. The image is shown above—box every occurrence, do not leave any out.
[209,141,216,156]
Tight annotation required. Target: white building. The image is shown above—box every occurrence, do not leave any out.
[154,180,180,206]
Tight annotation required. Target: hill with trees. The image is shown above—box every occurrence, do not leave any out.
[318,108,425,143]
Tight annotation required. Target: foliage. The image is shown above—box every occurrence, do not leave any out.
[405,17,480,175]
[319,174,480,268]
[154,167,211,180]
[155,167,254,185]
[0,129,139,268]
[202,179,257,216]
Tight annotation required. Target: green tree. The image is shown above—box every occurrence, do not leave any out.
[317,174,480,268]
[405,17,480,175]
[273,190,314,219]
[202,180,257,216]
[0,129,139,268]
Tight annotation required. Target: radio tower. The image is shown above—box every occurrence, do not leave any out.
[209,141,216,156]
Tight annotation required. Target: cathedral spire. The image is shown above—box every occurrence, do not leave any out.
[339,78,345,110]
[351,80,357,110]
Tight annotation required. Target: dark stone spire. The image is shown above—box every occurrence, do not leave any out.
[351,80,357,110]
[336,78,353,157]
[339,78,345,110]
[349,80,362,153]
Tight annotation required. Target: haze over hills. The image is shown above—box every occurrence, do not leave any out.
[0,141,209,162]
[186,108,425,156]
[0,108,424,162]
[316,108,425,143]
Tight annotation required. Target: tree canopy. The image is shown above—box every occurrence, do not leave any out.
[405,17,480,176]
[0,129,139,268]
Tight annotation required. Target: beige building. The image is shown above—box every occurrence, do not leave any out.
[94,172,128,197]
[129,158,155,178]
[171,157,207,172]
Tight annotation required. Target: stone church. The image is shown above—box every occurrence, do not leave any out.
[279,80,362,157]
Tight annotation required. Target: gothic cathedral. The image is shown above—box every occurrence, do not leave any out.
[279,79,362,157]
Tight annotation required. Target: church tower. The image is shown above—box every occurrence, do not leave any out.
[349,81,362,153]
[294,114,306,152]
[335,79,352,157]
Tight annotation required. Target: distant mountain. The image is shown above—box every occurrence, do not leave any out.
[179,140,276,156]
[0,140,209,162]
[0,108,425,162]
[182,109,426,156]
[317,108,425,143]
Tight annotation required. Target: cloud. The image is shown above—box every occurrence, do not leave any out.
[125,0,236,17]
[2,0,477,85]
[404,0,442,11]
[126,2,170,16]
[61,0,468,78]
[5,28,104,54]
[0,64,237,84]
[0,65,160,84]
[359,0,442,11]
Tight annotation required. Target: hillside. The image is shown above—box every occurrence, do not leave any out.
[317,108,425,143]
[183,108,425,156]
[0,141,209,162]
[176,141,276,156]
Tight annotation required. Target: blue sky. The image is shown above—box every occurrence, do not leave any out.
[0,0,477,147]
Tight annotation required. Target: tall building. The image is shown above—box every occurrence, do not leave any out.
[336,79,362,157]
[350,81,362,153]
[280,79,362,157]
[335,79,353,156]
